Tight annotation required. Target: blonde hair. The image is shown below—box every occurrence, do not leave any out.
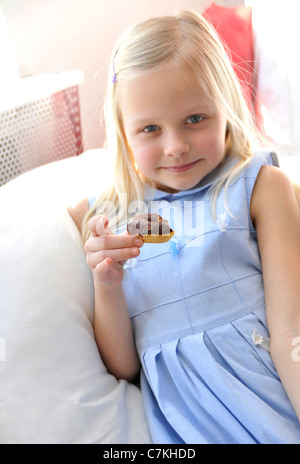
[82,9,265,243]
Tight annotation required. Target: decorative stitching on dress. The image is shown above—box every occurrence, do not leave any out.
[136,227,249,262]
[252,329,271,352]
[216,212,228,232]
[129,272,263,318]
[219,231,248,314]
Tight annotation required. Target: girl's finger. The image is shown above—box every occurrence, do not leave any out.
[85,234,143,253]
[88,215,110,237]
[94,258,123,284]
[87,246,140,269]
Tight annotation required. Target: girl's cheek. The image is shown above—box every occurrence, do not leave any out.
[133,143,161,170]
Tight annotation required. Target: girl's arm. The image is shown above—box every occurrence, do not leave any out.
[68,202,141,382]
[67,198,89,233]
[251,165,300,420]
[85,215,142,382]
[93,281,141,382]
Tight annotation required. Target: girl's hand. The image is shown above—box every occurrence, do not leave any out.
[84,215,143,288]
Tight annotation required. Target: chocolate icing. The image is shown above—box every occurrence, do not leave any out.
[127,213,173,237]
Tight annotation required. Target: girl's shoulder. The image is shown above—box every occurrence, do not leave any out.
[243,151,279,179]
[250,163,298,228]
[232,151,279,214]
[67,198,89,233]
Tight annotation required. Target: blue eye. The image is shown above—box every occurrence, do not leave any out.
[143,125,159,133]
[187,114,203,124]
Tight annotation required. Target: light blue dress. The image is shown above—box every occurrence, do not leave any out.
[120,152,300,444]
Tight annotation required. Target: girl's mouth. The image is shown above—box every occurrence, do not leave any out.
[161,159,201,173]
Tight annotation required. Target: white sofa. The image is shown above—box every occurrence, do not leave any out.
[0,149,151,444]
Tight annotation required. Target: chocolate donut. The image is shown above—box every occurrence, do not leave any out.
[127,213,174,243]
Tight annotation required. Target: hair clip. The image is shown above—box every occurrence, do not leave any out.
[112,59,117,84]
[112,49,119,84]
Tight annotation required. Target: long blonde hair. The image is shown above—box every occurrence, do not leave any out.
[82,9,264,243]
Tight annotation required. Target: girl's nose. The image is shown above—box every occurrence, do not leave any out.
[163,131,190,158]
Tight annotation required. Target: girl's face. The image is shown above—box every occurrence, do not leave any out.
[120,62,228,192]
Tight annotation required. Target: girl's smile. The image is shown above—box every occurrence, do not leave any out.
[120,62,228,192]
[161,158,203,173]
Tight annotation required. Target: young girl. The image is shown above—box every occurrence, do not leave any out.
[69,10,300,444]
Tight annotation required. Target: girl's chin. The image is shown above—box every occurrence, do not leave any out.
[155,179,201,192]
[142,170,203,193]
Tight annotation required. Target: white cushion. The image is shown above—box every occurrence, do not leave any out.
[0,149,151,444]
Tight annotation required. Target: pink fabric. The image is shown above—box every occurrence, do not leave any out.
[203,3,254,108]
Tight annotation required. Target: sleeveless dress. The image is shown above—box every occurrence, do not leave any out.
[119,152,300,444]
